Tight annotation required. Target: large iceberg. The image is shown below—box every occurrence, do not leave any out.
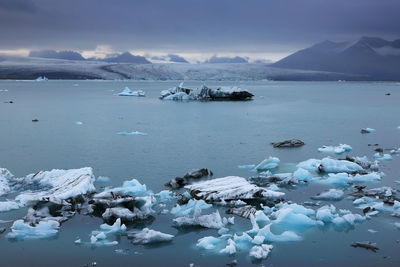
[160,83,253,101]
[185,176,284,202]
[14,167,96,204]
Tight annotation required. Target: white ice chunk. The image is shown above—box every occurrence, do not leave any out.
[95,178,151,198]
[99,218,127,234]
[173,208,225,229]
[238,164,256,169]
[0,168,13,196]
[293,168,313,182]
[318,144,352,154]
[219,239,236,255]
[249,244,273,260]
[7,219,59,239]
[0,200,22,212]
[15,167,95,204]
[373,153,393,161]
[155,190,175,202]
[319,157,363,173]
[185,176,284,201]
[170,199,211,217]
[312,189,344,201]
[129,228,174,244]
[117,131,148,136]
[118,87,145,97]
[255,157,280,171]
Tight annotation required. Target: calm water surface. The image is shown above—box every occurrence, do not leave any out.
[0,80,399,266]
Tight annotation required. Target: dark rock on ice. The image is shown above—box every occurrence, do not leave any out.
[271,139,305,148]
[184,168,209,179]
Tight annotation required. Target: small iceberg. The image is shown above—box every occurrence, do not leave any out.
[373,153,393,161]
[255,157,280,171]
[75,121,83,125]
[117,131,148,136]
[361,128,375,134]
[238,164,256,169]
[312,189,344,201]
[35,76,48,82]
[128,228,174,244]
[318,144,352,154]
[7,220,59,239]
[118,87,145,97]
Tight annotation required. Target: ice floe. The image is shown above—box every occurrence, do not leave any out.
[312,189,344,201]
[185,176,284,202]
[361,128,376,134]
[118,87,145,97]
[318,144,352,154]
[255,157,280,171]
[373,153,393,161]
[117,131,148,136]
[249,244,273,260]
[7,219,59,239]
[128,228,173,244]
[35,76,48,82]
[0,201,22,212]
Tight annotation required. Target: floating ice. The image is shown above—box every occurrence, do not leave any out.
[15,167,95,204]
[0,168,13,196]
[118,87,145,97]
[293,168,313,182]
[361,128,375,133]
[373,153,393,161]
[316,205,365,229]
[155,190,175,202]
[129,228,174,244]
[89,232,118,246]
[320,158,363,173]
[0,201,22,212]
[94,178,151,198]
[117,131,148,136]
[219,239,236,255]
[238,164,256,169]
[186,176,284,201]
[75,121,83,125]
[7,219,59,239]
[272,208,320,230]
[102,207,138,222]
[35,76,48,82]
[197,236,225,250]
[96,176,110,183]
[99,218,127,234]
[318,144,352,154]
[255,157,280,171]
[170,199,211,217]
[173,208,225,229]
[312,189,344,201]
[249,244,273,260]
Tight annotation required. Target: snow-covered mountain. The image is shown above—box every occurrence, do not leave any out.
[273,37,400,80]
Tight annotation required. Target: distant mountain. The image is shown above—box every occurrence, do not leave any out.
[29,50,85,61]
[168,54,188,63]
[273,37,400,80]
[104,52,151,64]
[205,56,248,64]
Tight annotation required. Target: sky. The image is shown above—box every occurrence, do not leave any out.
[0,0,399,62]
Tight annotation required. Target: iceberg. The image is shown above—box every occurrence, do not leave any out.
[255,157,280,171]
[0,168,13,196]
[160,83,253,101]
[173,208,225,229]
[319,157,364,173]
[373,153,393,161]
[293,168,313,182]
[0,201,22,212]
[197,236,225,250]
[94,178,150,198]
[118,87,145,97]
[219,239,236,255]
[89,232,118,246]
[14,167,95,204]
[35,76,48,82]
[7,219,59,239]
[312,189,344,201]
[185,176,284,202]
[316,205,365,229]
[99,218,127,234]
[361,128,376,134]
[117,131,148,136]
[170,199,211,217]
[318,144,352,154]
[238,164,256,169]
[128,228,174,244]
[249,244,273,260]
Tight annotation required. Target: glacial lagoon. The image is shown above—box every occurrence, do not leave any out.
[0,80,400,266]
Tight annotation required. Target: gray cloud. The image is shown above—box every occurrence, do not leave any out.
[0,0,399,57]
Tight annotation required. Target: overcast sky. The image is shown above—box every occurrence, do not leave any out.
[0,0,399,61]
